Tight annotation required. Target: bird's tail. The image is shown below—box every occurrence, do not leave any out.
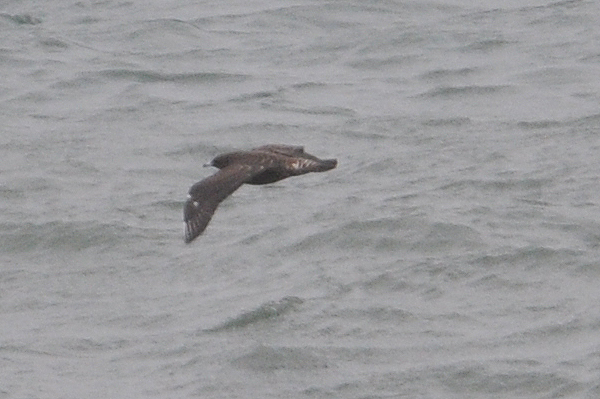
[315,159,337,172]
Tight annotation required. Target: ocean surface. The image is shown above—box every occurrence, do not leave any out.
[2,0,600,397]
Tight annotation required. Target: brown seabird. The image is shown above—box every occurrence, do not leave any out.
[184,144,337,243]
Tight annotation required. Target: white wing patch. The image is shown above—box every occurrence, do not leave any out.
[290,159,315,170]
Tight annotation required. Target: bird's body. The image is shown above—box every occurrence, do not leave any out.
[184,144,337,243]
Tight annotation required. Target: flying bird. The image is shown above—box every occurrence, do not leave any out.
[184,144,337,243]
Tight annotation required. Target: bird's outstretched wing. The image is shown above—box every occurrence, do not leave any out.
[253,144,326,163]
[184,164,264,243]
[253,144,303,157]
[253,144,337,176]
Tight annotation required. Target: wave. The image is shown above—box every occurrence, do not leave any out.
[473,246,583,270]
[234,345,328,371]
[0,13,41,25]
[205,296,303,332]
[0,220,136,254]
[96,69,249,84]
[418,84,512,99]
[281,217,483,255]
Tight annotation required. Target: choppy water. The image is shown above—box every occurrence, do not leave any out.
[3,0,600,397]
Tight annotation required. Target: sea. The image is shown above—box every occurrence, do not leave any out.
[2,0,600,397]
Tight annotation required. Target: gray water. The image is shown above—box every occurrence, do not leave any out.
[2,0,600,397]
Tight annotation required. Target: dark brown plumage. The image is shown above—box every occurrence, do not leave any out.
[184,144,337,243]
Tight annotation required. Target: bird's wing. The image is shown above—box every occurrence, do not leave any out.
[253,144,337,175]
[283,156,338,176]
[253,144,306,157]
[184,164,265,243]
[254,144,329,163]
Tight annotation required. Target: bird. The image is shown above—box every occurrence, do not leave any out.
[183,144,337,243]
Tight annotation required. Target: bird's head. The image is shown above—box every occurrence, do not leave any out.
[207,152,235,169]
